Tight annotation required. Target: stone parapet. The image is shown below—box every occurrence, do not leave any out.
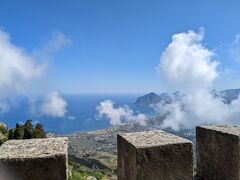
[117,130,193,180]
[196,125,240,180]
[0,137,68,180]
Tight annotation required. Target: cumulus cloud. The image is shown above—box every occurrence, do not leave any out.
[159,28,218,91]
[0,28,71,115]
[0,29,47,99]
[96,100,147,126]
[157,29,240,130]
[40,91,68,118]
[229,34,240,63]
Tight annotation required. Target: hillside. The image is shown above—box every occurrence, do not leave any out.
[135,88,240,107]
[67,118,195,179]
[135,92,162,106]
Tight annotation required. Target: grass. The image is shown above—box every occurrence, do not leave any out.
[68,158,116,180]
[69,161,105,180]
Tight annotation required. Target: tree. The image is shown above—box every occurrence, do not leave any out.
[23,120,33,139]
[33,123,46,138]
[8,129,14,139]
[1,120,47,142]
[0,122,8,145]
[13,123,24,139]
[0,133,7,145]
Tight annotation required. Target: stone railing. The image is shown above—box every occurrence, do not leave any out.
[196,125,240,180]
[118,125,240,180]
[0,137,68,180]
[0,125,239,180]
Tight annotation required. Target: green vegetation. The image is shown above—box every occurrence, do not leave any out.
[68,154,116,180]
[0,120,47,145]
[67,128,120,180]
[0,122,8,144]
[9,120,47,140]
[69,161,106,180]
[67,124,195,180]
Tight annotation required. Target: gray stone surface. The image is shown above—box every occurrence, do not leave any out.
[118,130,193,180]
[0,137,68,180]
[196,125,240,180]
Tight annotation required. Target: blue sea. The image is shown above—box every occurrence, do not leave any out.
[0,94,154,134]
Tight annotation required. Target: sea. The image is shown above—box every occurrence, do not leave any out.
[0,94,154,134]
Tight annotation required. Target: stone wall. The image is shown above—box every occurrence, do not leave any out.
[0,137,68,180]
[118,126,240,180]
[1,125,240,180]
[196,125,240,180]
[118,130,193,180]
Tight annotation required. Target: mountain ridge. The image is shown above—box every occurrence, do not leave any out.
[135,88,240,106]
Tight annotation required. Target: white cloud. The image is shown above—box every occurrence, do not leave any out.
[158,28,218,91]
[45,31,71,53]
[0,29,47,99]
[96,100,147,126]
[0,28,71,115]
[156,29,240,130]
[229,34,240,63]
[40,91,68,118]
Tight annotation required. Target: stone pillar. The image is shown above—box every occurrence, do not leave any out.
[117,130,193,180]
[196,125,240,180]
[0,137,68,180]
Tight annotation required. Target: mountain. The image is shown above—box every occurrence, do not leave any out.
[136,88,240,106]
[219,89,240,104]
[159,92,172,103]
[135,92,177,106]
[211,89,240,104]
[135,92,162,106]
[135,91,183,106]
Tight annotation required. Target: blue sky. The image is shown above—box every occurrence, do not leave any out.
[0,0,240,94]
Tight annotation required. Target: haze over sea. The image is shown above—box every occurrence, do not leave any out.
[0,94,153,134]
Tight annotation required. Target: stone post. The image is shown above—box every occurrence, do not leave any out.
[118,130,193,180]
[196,125,240,180]
[0,137,68,180]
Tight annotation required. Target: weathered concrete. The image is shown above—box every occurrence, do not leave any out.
[118,130,193,180]
[0,137,68,180]
[196,125,240,180]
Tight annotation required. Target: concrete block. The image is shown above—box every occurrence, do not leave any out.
[197,125,240,180]
[118,130,193,180]
[0,137,68,180]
